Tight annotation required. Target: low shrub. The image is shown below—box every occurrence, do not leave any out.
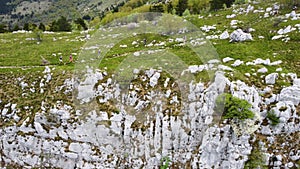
[215,93,255,121]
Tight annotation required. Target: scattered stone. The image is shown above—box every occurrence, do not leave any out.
[279,80,300,105]
[218,65,233,71]
[278,25,296,35]
[231,60,244,67]
[200,25,216,32]
[230,29,253,42]
[208,59,220,64]
[120,44,127,48]
[219,31,230,39]
[69,143,83,153]
[149,72,160,87]
[222,57,234,63]
[189,65,199,73]
[226,14,236,18]
[265,73,278,85]
[257,67,268,73]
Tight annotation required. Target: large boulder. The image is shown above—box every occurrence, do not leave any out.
[230,29,253,42]
[278,78,300,105]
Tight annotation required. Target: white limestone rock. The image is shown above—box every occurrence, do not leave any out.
[65,152,78,159]
[43,66,51,73]
[149,72,160,87]
[244,73,251,77]
[226,14,236,18]
[231,60,243,67]
[189,65,199,73]
[218,65,233,71]
[261,126,272,135]
[293,78,300,87]
[69,143,83,153]
[20,81,28,90]
[279,81,300,105]
[272,35,285,40]
[219,31,230,39]
[133,51,140,56]
[230,29,253,42]
[257,67,268,73]
[34,122,45,134]
[208,59,220,64]
[77,68,103,103]
[265,73,278,85]
[223,57,234,63]
[200,25,216,32]
[278,25,295,35]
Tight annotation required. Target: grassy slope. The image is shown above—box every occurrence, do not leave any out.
[0,32,84,67]
[0,0,299,85]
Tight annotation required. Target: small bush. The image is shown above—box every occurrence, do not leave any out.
[160,156,171,169]
[182,9,191,16]
[244,141,267,169]
[215,93,255,121]
[267,110,280,126]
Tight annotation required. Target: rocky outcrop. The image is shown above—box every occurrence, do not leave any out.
[230,29,253,42]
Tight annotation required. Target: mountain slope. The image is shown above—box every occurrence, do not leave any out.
[0,0,125,26]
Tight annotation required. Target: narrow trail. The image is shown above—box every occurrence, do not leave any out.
[0,65,54,69]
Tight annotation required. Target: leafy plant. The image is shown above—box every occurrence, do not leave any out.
[267,110,280,126]
[215,93,255,121]
[160,156,171,169]
[244,141,267,169]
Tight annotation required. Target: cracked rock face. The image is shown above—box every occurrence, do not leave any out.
[1,66,300,168]
[0,68,263,168]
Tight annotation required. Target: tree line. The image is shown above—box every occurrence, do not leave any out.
[149,0,236,16]
[0,16,88,33]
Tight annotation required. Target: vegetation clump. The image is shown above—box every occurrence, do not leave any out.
[267,110,280,126]
[244,141,267,169]
[215,93,255,121]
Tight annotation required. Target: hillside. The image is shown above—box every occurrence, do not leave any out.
[0,0,300,168]
[0,0,125,26]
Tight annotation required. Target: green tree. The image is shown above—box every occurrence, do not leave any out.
[176,0,188,16]
[38,23,46,31]
[188,0,210,14]
[23,22,29,31]
[82,15,91,21]
[50,17,72,32]
[74,18,88,30]
[29,23,37,31]
[13,24,20,31]
[166,2,173,13]
[33,27,43,42]
[0,24,7,33]
[210,0,235,11]
[224,0,235,8]
[50,20,59,31]
[150,3,165,13]
[210,0,225,11]
[182,9,191,16]
[56,16,72,32]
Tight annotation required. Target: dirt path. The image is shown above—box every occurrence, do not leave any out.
[0,65,51,69]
